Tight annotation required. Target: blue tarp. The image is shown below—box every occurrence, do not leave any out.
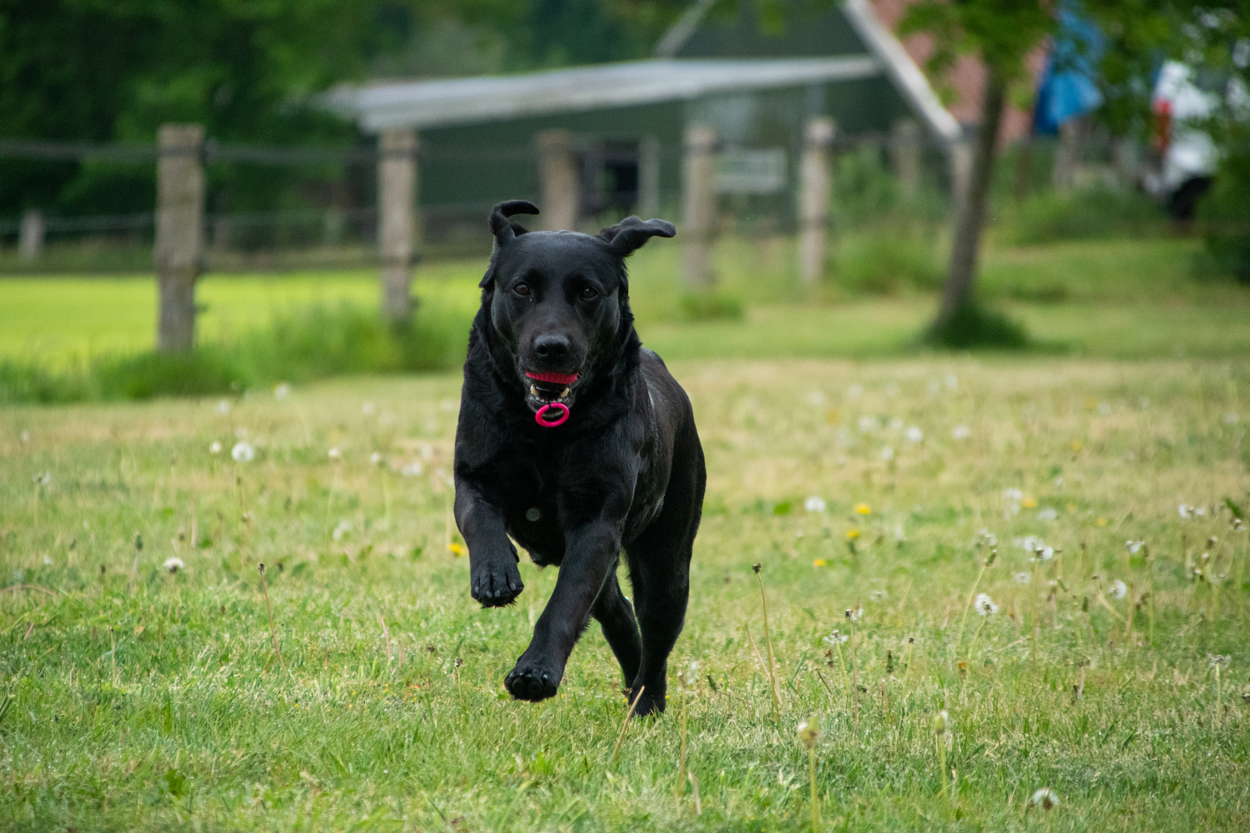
[1033,6,1105,135]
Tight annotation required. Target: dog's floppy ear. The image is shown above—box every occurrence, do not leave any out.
[489,200,540,244]
[597,216,676,257]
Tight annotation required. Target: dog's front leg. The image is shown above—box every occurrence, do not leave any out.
[504,520,621,702]
[455,483,524,608]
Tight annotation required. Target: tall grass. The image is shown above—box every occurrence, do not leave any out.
[0,299,472,404]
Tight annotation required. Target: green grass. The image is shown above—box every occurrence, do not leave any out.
[2,357,1248,831]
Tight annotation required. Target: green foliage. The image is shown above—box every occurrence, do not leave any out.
[898,0,1053,85]
[1002,183,1165,246]
[678,290,745,322]
[0,300,469,404]
[832,228,944,295]
[1198,135,1250,285]
[926,301,1028,350]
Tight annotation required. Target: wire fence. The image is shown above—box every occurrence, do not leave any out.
[0,128,1162,273]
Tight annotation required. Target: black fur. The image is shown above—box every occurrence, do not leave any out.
[453,201,705,717]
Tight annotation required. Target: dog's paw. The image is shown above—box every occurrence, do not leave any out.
[470,559,524,608]
[504,661,561,702]
[628,686,666,718]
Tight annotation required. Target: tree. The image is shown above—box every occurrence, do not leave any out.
[899,1,1055,342]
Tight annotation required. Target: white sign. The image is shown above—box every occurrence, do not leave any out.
[715,148,788,194]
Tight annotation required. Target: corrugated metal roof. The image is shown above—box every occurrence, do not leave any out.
[327,56,882,133]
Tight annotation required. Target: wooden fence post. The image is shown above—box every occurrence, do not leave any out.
[638,135,661,219]
[797,117,835,286]
[155,123,205,352]
[537,130,580,231]
[681,124,717,290]
[378,128,419,323]
[19,209,44,261]
[891,119,921,199]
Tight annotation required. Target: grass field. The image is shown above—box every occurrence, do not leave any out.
[3,355,1248,831]
[4,236,1250,370]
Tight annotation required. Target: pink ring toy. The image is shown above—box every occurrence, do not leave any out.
[535,402,570,427]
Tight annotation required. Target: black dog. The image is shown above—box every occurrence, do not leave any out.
[453,200,706,717]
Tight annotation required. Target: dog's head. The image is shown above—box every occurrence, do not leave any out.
[479,200,675,414]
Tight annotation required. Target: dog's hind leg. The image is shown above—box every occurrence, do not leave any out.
[624,428,705,717]
[590,562,642,689]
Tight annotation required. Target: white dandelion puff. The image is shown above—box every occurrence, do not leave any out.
[973,593,998,616]
[400,461,424,477]
[163,557,185,574]
[822,630,848,646]
[1110,579,1127,599]
[1014,572,1031,585]
[328,447,343,461]
[845,607,863,622]
[804,496,827,513]
[273,383,291,400]
[904,426,923,443]
[1038,507,1058,521]
[231,442,255,463]
[1126,540,1145,555]
[951,424,970,440]
[1029,788,1059,811]
[370,452,384,466]
[880,446,895,461]
[214,399,231,414]
[209,441,223,454]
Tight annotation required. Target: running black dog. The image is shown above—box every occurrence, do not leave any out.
[453,200,706,717]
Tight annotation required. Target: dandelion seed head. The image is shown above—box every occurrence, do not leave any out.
[796,718,820,749]
[905,426,923,443]
[1038,507,1058,521]
[231,442,254,463]
[978,529,998,547]
[974,593,998,616]
[401,461,424,477]
[1029,788,1059,811]
[1208,653,1230,668]
[163,557,185,574]
[858,416,875,432]
[209,441,223,454]
[1014,572,1031,584]
[328,447,342,461]
[880,446,895,461]
[273,383,291,400]
[846,606,863,621]
[20,430,30,443]
[822,630,848,646]
[804,496,827,513]
[370,452,384,466]
[869,589,888,602]
[214,399,231,415]
[1126,540,1145,555]
[1110,579,1127,599]
[951,424,970,440]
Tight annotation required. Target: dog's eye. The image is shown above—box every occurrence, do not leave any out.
[513,283,531,297]
[579,287,598,300]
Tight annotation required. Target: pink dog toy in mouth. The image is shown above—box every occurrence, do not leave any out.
[535,402,570,427]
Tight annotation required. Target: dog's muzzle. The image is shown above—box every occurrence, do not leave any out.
[525,371,579,427]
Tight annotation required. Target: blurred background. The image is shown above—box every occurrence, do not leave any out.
[1,0,1249,401]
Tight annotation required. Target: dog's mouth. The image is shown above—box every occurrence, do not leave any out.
[523,370,580,412]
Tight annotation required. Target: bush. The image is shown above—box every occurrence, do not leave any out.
[679,291,744,322]
[1003,183,1163,246]
[925,301,1028,350]
[0,300,471,405]
[1198,142,1250,285]
[833,228,944,295]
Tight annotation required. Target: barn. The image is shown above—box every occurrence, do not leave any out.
[326,0,961,245]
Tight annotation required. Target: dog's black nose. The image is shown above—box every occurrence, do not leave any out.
[534,334,570,359]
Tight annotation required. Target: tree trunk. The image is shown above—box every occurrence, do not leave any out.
[934,71,1007,329]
